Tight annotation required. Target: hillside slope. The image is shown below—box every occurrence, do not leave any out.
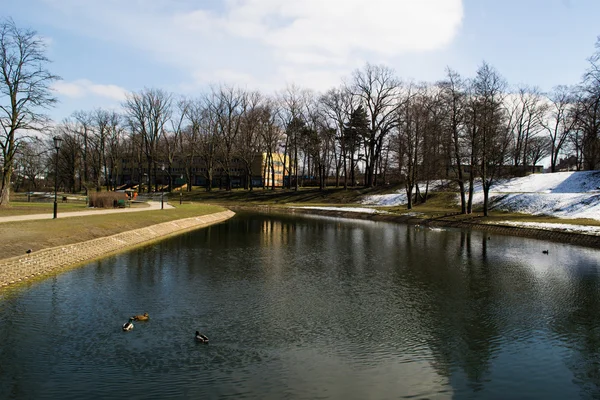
[362,171,600,221]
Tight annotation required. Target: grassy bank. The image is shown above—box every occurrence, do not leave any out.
[176,185,390,205]
[181,186,600,227]
[0,203,225,259]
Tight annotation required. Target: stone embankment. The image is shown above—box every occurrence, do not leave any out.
[0,210,235,290]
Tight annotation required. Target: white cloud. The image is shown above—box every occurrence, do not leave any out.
[42,0,463,93]
[173,0,463,62]
[52,79,128,101]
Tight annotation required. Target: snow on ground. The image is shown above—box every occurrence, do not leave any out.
[497,221,600,235]
[362,192,408,207]
[361,171,600,221]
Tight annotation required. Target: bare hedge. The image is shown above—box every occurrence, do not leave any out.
[88,192,127,208]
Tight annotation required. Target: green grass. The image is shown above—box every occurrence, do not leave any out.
[0,202,225,259]
[0,200,92,216]
[173,186,600,227]
[175,185,397,205]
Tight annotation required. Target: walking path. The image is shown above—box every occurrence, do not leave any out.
[0,201,173,224]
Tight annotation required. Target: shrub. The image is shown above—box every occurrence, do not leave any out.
[88,192,127,208]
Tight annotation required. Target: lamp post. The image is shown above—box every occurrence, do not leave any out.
[52,136,63,219]
[160,164,165,210]
[180,174,183,205]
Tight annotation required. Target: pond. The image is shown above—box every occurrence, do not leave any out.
[1,211,600,399]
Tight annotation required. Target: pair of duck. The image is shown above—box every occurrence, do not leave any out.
[121,313,209,343]
[122,312,149,331]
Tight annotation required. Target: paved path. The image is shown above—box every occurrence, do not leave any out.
[0,201,174,224]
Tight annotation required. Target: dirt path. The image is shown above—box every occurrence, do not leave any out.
[0,201,173,224]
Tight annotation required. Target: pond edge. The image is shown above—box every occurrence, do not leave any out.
[0,210,235,291]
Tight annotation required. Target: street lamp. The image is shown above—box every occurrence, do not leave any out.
[180,174,183,205]
[52,136,62,219]
[160,164,165,210]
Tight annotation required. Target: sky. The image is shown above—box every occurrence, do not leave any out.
[4,0,600,122]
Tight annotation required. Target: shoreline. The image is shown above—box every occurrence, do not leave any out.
[232,206,600,249]
[3,205,599,293]
[0,210,235,291]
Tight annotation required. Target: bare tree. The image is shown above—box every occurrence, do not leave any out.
[506,86,547,167]
[574,37,600,170]
[14,138,46,190]
[438,68,468,213]
[105,111,124,190]
[471,62,510,216]
[351,63,401,187]
[91,108,112,191]
[211,86,246,190]
[124,88,172,193]
[238,91,267,190]
[197,94,220,191]
[278,85,308,190]
[162,97,189,191]
[541,85,577,172]
[321,86,356,188]
[181,98,204,192]
[0,19,59,205]
[258,98,282,190]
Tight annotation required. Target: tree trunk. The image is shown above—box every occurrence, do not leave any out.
[0,170,11,206]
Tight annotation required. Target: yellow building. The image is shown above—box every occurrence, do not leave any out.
[119,152,294,189]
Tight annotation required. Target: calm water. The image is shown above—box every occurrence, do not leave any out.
[1,212,600,399]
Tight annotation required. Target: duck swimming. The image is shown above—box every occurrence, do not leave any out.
[195,331,209,343]
[132,312,149,321]
[122,318,134,331]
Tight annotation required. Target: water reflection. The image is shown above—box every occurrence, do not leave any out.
[1,212,600,399]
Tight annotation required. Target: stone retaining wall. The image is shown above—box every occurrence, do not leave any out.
[0,210,235,290]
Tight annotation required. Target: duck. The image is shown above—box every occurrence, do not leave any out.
[132,312,149,321]
[195,331,209,343]
[122,318,134,331]
[542,250,549,254]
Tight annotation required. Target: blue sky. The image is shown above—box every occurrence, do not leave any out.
[4,0,600,122]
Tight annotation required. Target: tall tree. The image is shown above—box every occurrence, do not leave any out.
[211,86,246,191]
[471,62,510,216]
[438,68,468,213]
[105,111,123,190]
[343,105,369,187]
[278,85,308,190]
[506,86,546,167]
[320,86,355,188]
[541,85,577,172]
[0,19,59,205]
[124,88,172,193]
[238,91,267,190]
[575,37,600,170]
[351,63,401,187]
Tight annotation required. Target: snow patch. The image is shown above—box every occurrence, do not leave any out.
[498,221,600,236]
[361,171,600,221]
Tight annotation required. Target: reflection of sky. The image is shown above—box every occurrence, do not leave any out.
[280,347,452,399]
[483,236,600,281]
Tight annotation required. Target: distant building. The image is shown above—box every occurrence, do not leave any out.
[118,152,293,189]
[556,155,578,172]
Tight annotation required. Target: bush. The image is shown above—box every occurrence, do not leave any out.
[88,192,127,208]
